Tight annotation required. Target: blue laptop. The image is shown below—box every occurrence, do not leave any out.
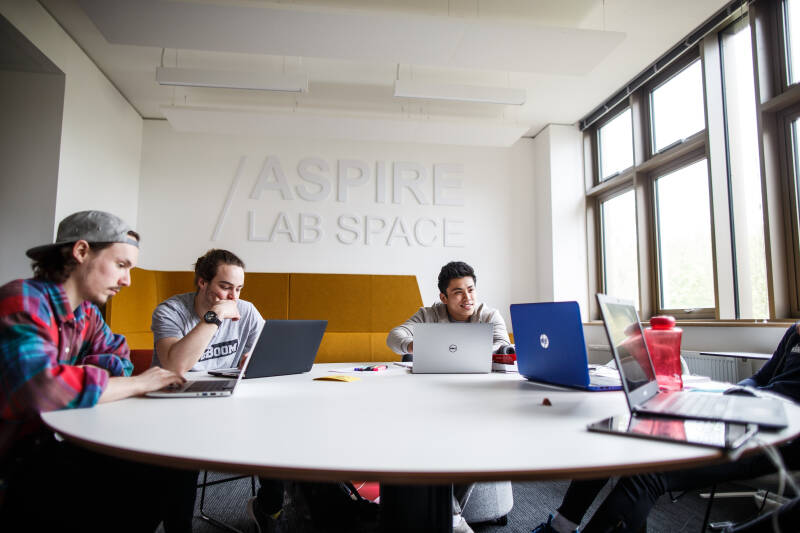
[510,301,622,391]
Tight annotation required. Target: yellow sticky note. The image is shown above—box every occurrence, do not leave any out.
[313,375,361,382]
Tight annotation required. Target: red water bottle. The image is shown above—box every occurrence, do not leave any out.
[643,316,683,391]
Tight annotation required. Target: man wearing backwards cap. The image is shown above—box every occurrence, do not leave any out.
[0,210,194,532]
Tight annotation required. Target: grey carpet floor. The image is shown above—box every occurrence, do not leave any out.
[163,474,769,533]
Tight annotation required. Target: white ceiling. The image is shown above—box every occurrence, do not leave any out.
[39,0,731,146]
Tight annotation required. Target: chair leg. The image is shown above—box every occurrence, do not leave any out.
[701,484,716,533]
[197,470,256,533]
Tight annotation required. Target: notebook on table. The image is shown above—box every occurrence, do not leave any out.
[208,320,327,379]
[595,293,787,430]
[412,323,493,374]
[510,301,622,391]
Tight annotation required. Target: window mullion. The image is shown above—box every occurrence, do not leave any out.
[635,171,654,319]
[703,32,737,319]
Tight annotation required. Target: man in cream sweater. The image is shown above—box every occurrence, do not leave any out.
[386,260,512,533]
[387,260,512,356]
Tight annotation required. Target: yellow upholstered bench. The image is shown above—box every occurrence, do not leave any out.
[106,268,423,367]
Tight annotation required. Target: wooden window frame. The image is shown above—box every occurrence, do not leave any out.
[582,0,800,323]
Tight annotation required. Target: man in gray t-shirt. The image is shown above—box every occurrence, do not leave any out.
[151,249,264,373]
[150,249,287,531]
[152,291,263,371]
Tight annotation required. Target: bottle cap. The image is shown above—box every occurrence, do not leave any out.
[650,315,676,330]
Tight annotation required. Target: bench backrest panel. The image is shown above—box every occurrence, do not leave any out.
[107,268,422,364]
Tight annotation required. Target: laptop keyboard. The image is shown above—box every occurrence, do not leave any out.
[661,393,727,417]
[184,380,234,392]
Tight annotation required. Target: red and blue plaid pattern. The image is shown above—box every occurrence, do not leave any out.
[0,278,132,455]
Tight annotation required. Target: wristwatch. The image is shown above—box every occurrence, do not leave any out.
[203,310,222,327]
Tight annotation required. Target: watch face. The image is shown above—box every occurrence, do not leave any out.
[204,311,220,324]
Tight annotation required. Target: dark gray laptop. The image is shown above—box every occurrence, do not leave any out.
[596,294,787,430]
[208,320,327,379]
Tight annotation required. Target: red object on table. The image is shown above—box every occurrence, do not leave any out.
[644,316,683,391]
[492,353,517,365]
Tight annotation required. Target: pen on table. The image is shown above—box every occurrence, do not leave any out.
[354,365,387,371]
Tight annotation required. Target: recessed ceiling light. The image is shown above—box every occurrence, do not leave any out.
[156,67,308,93]
[393,79,526,105]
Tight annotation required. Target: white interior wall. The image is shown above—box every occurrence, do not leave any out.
[531,124,589,317]
[0,69,62,281]
[138,121,537,327]
[0,1,142,229]
[549,125,587,311]
[532,127,554,302]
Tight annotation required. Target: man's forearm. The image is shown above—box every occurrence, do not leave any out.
[99,367,186,402]
[99,376,144,403]
[160,322,218,373]
[490,311,511,351]
[387,326,413,355]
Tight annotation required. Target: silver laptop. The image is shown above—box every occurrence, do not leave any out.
[145,340,253,398]
[596,293,787,429]
[412,323,493,374]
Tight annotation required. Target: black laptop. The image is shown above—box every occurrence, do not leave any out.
[209,319,327,379]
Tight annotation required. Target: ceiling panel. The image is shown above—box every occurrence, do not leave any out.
[36,0,732,145]
[78,0,625,75]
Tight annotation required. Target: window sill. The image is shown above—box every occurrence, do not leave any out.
[583,319,797,328]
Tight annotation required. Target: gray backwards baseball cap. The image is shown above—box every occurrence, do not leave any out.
[26,210,139,259]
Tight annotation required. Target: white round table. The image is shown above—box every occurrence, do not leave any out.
[42,364,800,531]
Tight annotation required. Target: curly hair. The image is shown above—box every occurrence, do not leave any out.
[437,261,476,295]
[194,249,246,287]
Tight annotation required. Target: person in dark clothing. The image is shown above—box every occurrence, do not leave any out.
[737,324,800,402]
[532,323,800,533]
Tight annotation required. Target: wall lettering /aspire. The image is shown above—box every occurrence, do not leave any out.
[215,156,466,247]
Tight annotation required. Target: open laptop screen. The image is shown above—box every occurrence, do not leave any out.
[597,296,657,392]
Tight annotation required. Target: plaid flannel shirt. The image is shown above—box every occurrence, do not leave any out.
[0,278,133,456]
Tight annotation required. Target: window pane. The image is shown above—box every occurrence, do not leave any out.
[655,160,715,310]
[598,108,633,181]
[601,190,640,305]
[650,60,706,153]
[721,19,768,319]
[786,0,800,85]
[792,119,800,246]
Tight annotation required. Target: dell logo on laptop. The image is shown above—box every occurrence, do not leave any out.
[540,334,550,349]
[449,344,458,353]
